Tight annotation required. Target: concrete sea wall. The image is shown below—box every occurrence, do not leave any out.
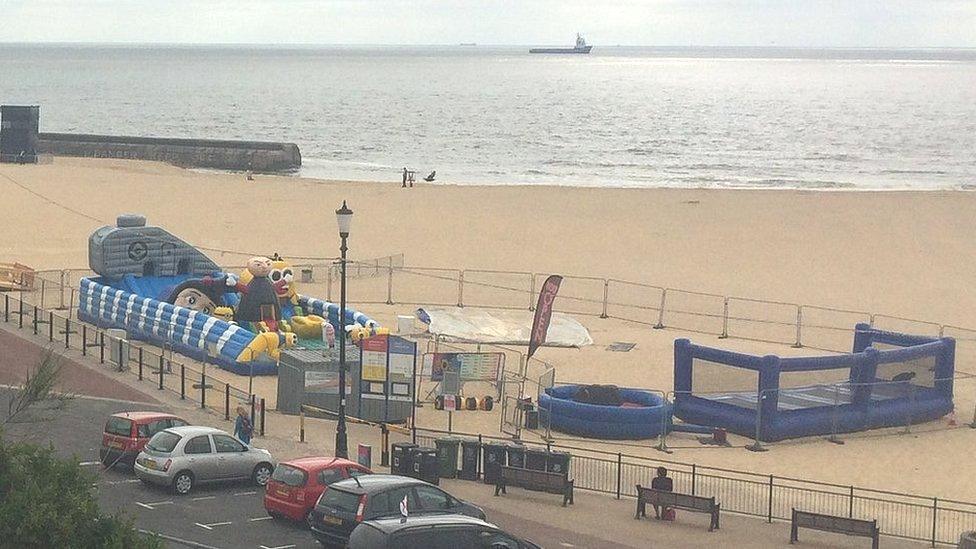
[36,132,301,172]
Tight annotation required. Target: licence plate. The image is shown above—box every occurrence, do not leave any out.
[324,515,342,526]
[275,488,289,497]
[140,459,156,470]
[110,441,124,449]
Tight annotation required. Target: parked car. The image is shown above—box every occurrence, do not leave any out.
[100,411,188,467]
[347,514,542,549]
[264,457,372,526]
[309,474,486,548]
[133,425,274,495]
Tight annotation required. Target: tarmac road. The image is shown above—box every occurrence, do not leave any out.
[1,388,633,548]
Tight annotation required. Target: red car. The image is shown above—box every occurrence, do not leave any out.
[264,457,372,526]
[100,411,189,467]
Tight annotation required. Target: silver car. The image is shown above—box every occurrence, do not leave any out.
[134,425,274,495]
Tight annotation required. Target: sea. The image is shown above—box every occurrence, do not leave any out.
[1,44,975,190]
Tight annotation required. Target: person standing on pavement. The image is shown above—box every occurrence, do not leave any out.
[234,406,253,445]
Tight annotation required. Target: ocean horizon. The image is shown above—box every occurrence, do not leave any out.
[2,44,974,190]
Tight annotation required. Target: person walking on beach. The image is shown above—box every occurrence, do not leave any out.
[234,406,253,445]
[651,466,673,519]
[402,167,408,188]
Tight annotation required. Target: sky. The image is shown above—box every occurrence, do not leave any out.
[0,0,974,48]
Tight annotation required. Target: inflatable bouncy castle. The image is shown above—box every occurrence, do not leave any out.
[77,215,379,375]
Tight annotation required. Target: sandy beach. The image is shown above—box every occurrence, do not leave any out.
[3,157,976,501]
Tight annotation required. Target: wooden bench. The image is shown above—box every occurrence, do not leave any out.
[493,465,574,507]
[790,508,878,549]
[635,485,720,531]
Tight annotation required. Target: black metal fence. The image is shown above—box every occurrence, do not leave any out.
[0,291,265,435]
[413,427,976,546]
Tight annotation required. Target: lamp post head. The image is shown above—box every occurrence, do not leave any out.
[335,200,353,237]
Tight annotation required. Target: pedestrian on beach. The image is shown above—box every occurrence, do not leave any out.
[651,466,673,519]
[234,406,253,445]
[402,167,408,188]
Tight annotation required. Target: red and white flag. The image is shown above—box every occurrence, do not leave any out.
[528,275,563,360]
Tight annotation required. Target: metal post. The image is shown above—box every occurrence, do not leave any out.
[691,464,697,495]
[180,365,186,399]
[601,280,609,318]
[65,318,71,349]
[33,305,38,334]
[99,331,105,363]
[260,398,266,436]
[528,274,536,310]
[3,293,8,322]
[448,411,453,433]
[201,371,207,409]
[719,298,730,338]
[40,279,46,309]
[299,407,306,442]
[386,265,394,305]
[381,424,390,466]
[82,324,87,355]
[158,356,164,390]
[117,339,124,372]
[615,453,622,499]
[931,497,938,547]
[59,270,66,309]
[654,290,666,329]
[336,230,349,459]
[225,383,231,421]
[657,392,671,453]
[767,475,774,522]
[828,384,843,444]
[793,306,803,348]
[68,287,75,316]
[457,271,464,307]
[48,311,54,341]
[138,347,143,380]
[746,388,767,452]
[849,486,854,518]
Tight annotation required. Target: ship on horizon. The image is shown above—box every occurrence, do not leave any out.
[530,33,592,54]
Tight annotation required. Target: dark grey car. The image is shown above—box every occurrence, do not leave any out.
[309,474,485,548]
[347,514,542,549]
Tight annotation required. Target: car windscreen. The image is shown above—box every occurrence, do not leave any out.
[271,464,308,487]
[104,417,132,437]
[145,431,181,454]
[317,487,360,513]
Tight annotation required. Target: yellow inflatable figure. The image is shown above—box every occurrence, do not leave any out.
[348,324,390,343]
[238,255,327,339]
[237,331,298,362]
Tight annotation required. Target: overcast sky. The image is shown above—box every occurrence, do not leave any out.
[1,0,974,48]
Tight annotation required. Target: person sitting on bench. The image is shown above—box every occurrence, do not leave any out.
[424,170,436,182]
[651,467,674,519]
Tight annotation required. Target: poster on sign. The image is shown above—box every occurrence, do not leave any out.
[423,352,504,382]
[361,335,388,382]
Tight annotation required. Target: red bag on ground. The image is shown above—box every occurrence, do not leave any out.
[662,509,676,522]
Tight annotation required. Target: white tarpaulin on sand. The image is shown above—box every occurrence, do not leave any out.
[416,307,593,348]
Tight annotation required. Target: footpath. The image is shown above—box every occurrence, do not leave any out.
[0,322,930,549]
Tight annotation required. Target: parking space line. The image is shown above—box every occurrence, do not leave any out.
[196,521,233,530]
[234,490,258,496]
[135,500,173,510]
[135,502,155,510]
[192,495,217,501]
[248,516,273,522]
[148,500,174,506]
[259,545,296,549]
[104,479,141,485]
[79,461,101,466]
[559,543,575,548]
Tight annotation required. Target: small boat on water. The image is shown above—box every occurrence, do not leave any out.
[530,33,592,54]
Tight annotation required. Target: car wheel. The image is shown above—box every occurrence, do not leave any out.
[252,463,273,486]
[172,471,194,495]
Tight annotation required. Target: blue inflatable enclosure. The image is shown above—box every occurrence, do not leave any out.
[78,215,377,376]
[539,385,671,439]
[673,324,955,442]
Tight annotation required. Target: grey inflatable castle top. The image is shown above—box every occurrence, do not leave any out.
[89,214,220,278]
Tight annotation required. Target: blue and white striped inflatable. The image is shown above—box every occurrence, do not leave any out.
[78,276,377,375]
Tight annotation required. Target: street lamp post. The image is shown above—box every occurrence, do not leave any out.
[334,201,353,459]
